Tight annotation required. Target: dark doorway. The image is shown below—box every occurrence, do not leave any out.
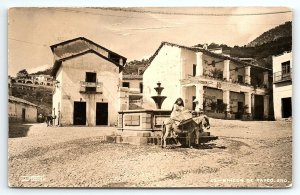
[282,97,292,118]
[96,103,108,125]
[192,96,196,110]
[22,108,26,122]
[235,101,244,119]
[139,82,143,93]
[254,95,264,120]
[73,102,86,125]
[193,64,197,76]
[238,75,244,84]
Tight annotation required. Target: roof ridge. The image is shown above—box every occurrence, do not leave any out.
[147,41,271,71]
[50,36,127,59]
[9,96,38,107]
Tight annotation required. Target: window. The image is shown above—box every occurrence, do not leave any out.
[109,53,121,65]
[238,75,244,84]
[122,82,130,88]
[139,82,143,93]
[217,99,223,105]
[86,72,97,82]
[217,99,223,113]
[193,64,197,76]
[85,72,96,92]
[282,61,291,74]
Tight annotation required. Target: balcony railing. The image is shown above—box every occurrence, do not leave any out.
[79,81,103,93]
[273,70,292,83]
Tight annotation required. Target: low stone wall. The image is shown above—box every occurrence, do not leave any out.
[104,131,218,146]
[117,109,171,134]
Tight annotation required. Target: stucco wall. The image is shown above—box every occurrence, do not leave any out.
[184,86,196,110]
[230,92,245,112]
[272,52,292,73]
[122,79,142,92]
[202,54,224,77]
[229,61,245,83]
[143,45,182,110]
[53,68,63,125]
[53,52,120,126]
[181,48,196,79]
[272,52,293,120]
[9,102,37,122]
[273,83,292,119]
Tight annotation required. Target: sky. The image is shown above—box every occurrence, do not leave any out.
[8,7,292,76]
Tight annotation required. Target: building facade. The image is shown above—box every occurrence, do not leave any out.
[50,37,126,126]
[8,96,38,123]
[11,74,54,87]
[272,52,292,120]
[143,42,271,120]
[120,75,143,110]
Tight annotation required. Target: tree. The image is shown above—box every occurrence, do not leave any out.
[16,69,29,78]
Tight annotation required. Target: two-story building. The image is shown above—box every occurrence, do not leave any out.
[120,74,143,110]
[50,37,126,126]
[272,51,292,120]
[143,42,271,120]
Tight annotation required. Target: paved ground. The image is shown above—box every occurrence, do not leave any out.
[8,119,292,188]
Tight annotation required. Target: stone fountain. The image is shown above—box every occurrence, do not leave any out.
[151,82,167,109]
[111,81,170,145]
[108,81,217,145]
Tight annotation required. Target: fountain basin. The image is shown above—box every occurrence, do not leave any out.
[151,96,167,109]
[117,109,171,136]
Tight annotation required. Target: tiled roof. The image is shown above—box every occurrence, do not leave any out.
[50,37,127,60]
[147,41,272,71]
[50,37,127,76]
[8,96,38,107]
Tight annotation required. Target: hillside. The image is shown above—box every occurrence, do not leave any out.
[123,59,149,75]
[247,21,292,47]
[30,68,52,75]
[12,86,53,115]
[194,21,292,68]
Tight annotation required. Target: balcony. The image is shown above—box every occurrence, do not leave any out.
[273,70,292,84]
[79,81,103,94]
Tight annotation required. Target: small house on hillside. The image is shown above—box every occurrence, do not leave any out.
[8,96,38,122]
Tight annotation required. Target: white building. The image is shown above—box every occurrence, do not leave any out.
[11,74,54,87]
[50,37,127,126]
[120,75,143,110]
[143,42,271,120]
[272,51,292,120]
[8,96,38,123]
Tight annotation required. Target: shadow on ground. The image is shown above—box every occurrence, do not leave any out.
[164,142,227,150]
[9,123,32,138]
[196,143,227,149]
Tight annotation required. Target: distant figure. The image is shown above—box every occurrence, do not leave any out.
[45,115,56,127]
[37,114,44,123]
